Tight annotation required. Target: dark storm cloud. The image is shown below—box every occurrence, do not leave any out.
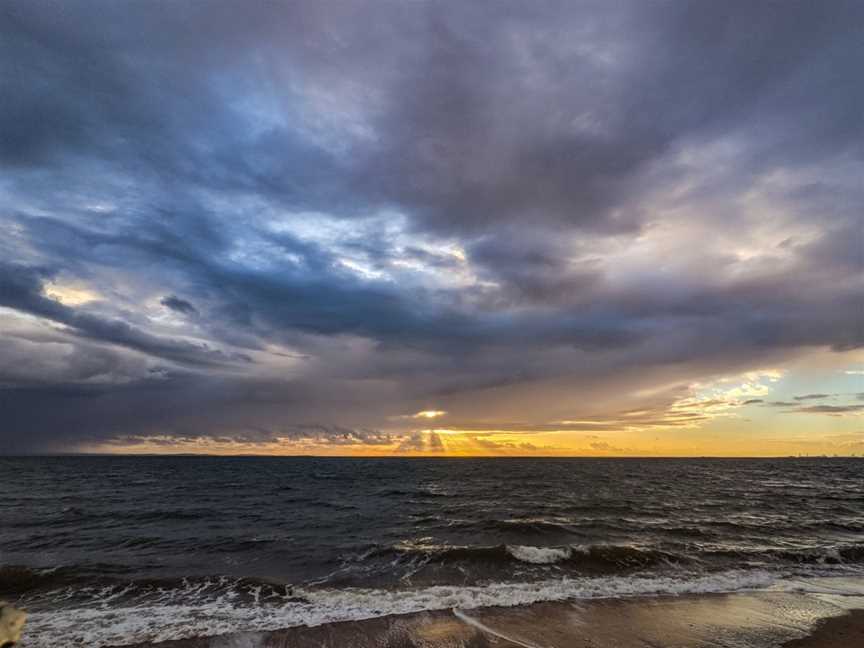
[0,0,862,450]
[0,262,249,367]
[11,206,643,352]
[161,296,198,316]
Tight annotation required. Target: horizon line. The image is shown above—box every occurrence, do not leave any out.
[3,453,861,459]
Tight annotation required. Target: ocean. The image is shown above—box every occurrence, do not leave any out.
[1,456,863,646]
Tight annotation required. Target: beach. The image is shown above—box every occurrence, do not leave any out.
[782,609,864,648]
[111,583,864,648]
[5,457,863,647]
[4,0,863,644]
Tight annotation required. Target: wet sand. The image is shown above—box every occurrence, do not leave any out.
[782,609,864,648]
[115,579,864,648]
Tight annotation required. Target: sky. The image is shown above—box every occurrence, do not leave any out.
[1,1,862,456]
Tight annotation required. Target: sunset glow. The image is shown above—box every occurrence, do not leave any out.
[1,1,861,458]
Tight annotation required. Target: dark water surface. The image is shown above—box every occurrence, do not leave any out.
[1,456,863,646]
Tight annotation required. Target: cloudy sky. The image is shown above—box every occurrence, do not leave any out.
[1,1,862,455]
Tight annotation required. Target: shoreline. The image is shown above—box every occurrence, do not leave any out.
[108,581,864,648]
[782,609,864,648]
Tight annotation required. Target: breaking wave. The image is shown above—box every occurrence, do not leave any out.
[366,541,707,573]
[20,568,819,647]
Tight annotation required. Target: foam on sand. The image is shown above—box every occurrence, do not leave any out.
[20,569,843,647]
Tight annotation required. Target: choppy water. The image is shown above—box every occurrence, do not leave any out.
[1,456,863,646]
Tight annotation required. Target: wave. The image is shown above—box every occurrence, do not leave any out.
[444,517,737,539]
[20,569,861,648]
[369,542,688,573]
[471,518,581,534]
[0,565,76,595]
[376,487,452,499]
[10,569,307,609]
[0,566,305,601]
[325,541,864,588]
[506,545,572,564]
[128,509,207,522]
[8,543,862,602]
[703,544,864,566]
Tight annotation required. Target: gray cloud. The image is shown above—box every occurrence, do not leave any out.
[1,0,862,451]
[796,405,864,415]
[0,263,249,367]
[161,296,199,316]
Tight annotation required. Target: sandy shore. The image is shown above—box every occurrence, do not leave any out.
[112,578,864,648]
[782,609,864,648]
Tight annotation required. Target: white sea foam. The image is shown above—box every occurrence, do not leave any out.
[772,575,864,597]
[506,544,572,564]
[19,569,799,648]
